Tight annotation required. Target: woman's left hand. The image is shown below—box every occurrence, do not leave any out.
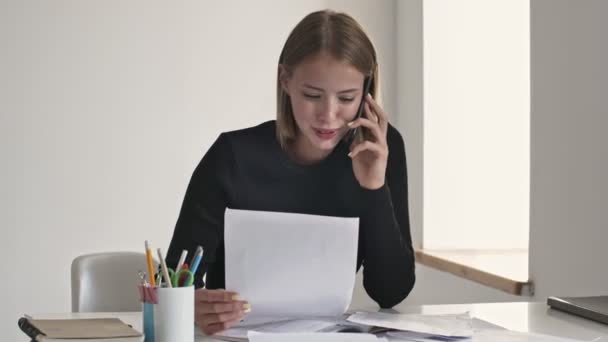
[348,94,389,190]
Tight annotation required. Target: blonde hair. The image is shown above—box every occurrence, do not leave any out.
[276,10,380,148]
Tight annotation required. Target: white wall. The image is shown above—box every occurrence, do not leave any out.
[529,0,608,298]
[0,1,399,341]
[395,0,424,249]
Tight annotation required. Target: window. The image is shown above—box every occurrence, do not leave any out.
[418,0,531,294]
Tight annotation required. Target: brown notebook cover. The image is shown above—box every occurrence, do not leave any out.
[24,318,142,339]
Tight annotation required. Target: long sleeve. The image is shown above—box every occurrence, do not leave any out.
[359,126,416,308]
[166,134,234,288]
[166,121,415,297]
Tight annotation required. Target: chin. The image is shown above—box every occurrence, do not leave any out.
[303,128,345,152]
[312,137,340,151]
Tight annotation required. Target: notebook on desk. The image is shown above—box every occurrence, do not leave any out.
[17,317,143,341]
[547,295,608,325]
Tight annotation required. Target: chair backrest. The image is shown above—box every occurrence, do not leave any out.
[71,251,157,312]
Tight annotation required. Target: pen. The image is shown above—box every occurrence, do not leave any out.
[145,240,156,287]
[157,248,173,288]
[190,246,204,275]
[176,249,188,273]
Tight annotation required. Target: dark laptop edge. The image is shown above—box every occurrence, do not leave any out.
[547,296,608,325]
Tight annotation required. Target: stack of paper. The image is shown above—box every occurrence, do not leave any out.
[347,312,474,337]
[248,332,382,342]
[471,330,591,342]
[386,330,470,342]
[386,330,593,342]
[215,319,341,341]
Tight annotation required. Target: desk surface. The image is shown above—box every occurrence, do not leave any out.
[30,302,608,341]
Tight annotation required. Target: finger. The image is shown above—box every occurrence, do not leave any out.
[363,101,378,124]
[365,94,389,129]
[364,102,388,141]
[197,309,244,325]
[197,301,249,314]
[348,141,387,159]
[348,118,384,143]
[203,317,243,335]
[196,289,240,303]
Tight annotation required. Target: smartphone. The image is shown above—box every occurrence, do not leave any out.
[347,76,373,143]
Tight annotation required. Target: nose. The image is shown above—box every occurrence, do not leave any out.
[316,97,338,122]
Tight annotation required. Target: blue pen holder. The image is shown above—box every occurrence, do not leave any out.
[143,302,155,342]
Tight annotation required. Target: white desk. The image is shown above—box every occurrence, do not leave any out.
[30,302,608,341]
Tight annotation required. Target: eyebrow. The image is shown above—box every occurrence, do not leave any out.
[302,83,360,94]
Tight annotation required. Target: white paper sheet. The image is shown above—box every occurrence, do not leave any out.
[384,324,592,342]
[225,208,359,320]
[471,330,590,342]
[347,312,473,337]
[248,332,381,342]
[386,330,471,341]
[383,317,505,342]
[217,320,340,341]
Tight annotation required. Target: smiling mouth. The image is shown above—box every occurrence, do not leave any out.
[313,128,341,140]
[314,128,339,134]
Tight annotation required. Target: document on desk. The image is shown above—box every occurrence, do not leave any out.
[248,332,382,342]
[225,208,359,320]
[347,312,474,337]
[470,330,589,342]
[386,330,471,341]
[215,319,341,341]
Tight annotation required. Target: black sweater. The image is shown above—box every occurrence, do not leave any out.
[166,120,415,308]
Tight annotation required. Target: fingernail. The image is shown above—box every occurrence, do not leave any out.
[243,303,251,313]
[232,295,241,301]
[348,152,353,157]
[347,121,353,126]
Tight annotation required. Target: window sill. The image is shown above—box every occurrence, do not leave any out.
[415,249,533,296]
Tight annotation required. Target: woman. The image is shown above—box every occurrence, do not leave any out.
[166,9,415,335]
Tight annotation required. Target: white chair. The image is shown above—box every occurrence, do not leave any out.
[71,251,157,312]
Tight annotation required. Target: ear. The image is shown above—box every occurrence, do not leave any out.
[278,64,291,95]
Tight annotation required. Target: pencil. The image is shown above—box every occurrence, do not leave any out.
[145,240,156,287]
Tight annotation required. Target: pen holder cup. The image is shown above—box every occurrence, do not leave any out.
[153,286,194,342]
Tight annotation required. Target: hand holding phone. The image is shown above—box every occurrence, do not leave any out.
[347,74,390,190]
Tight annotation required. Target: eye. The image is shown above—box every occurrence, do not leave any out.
[303,93,321,99]
[339,97,355,103]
